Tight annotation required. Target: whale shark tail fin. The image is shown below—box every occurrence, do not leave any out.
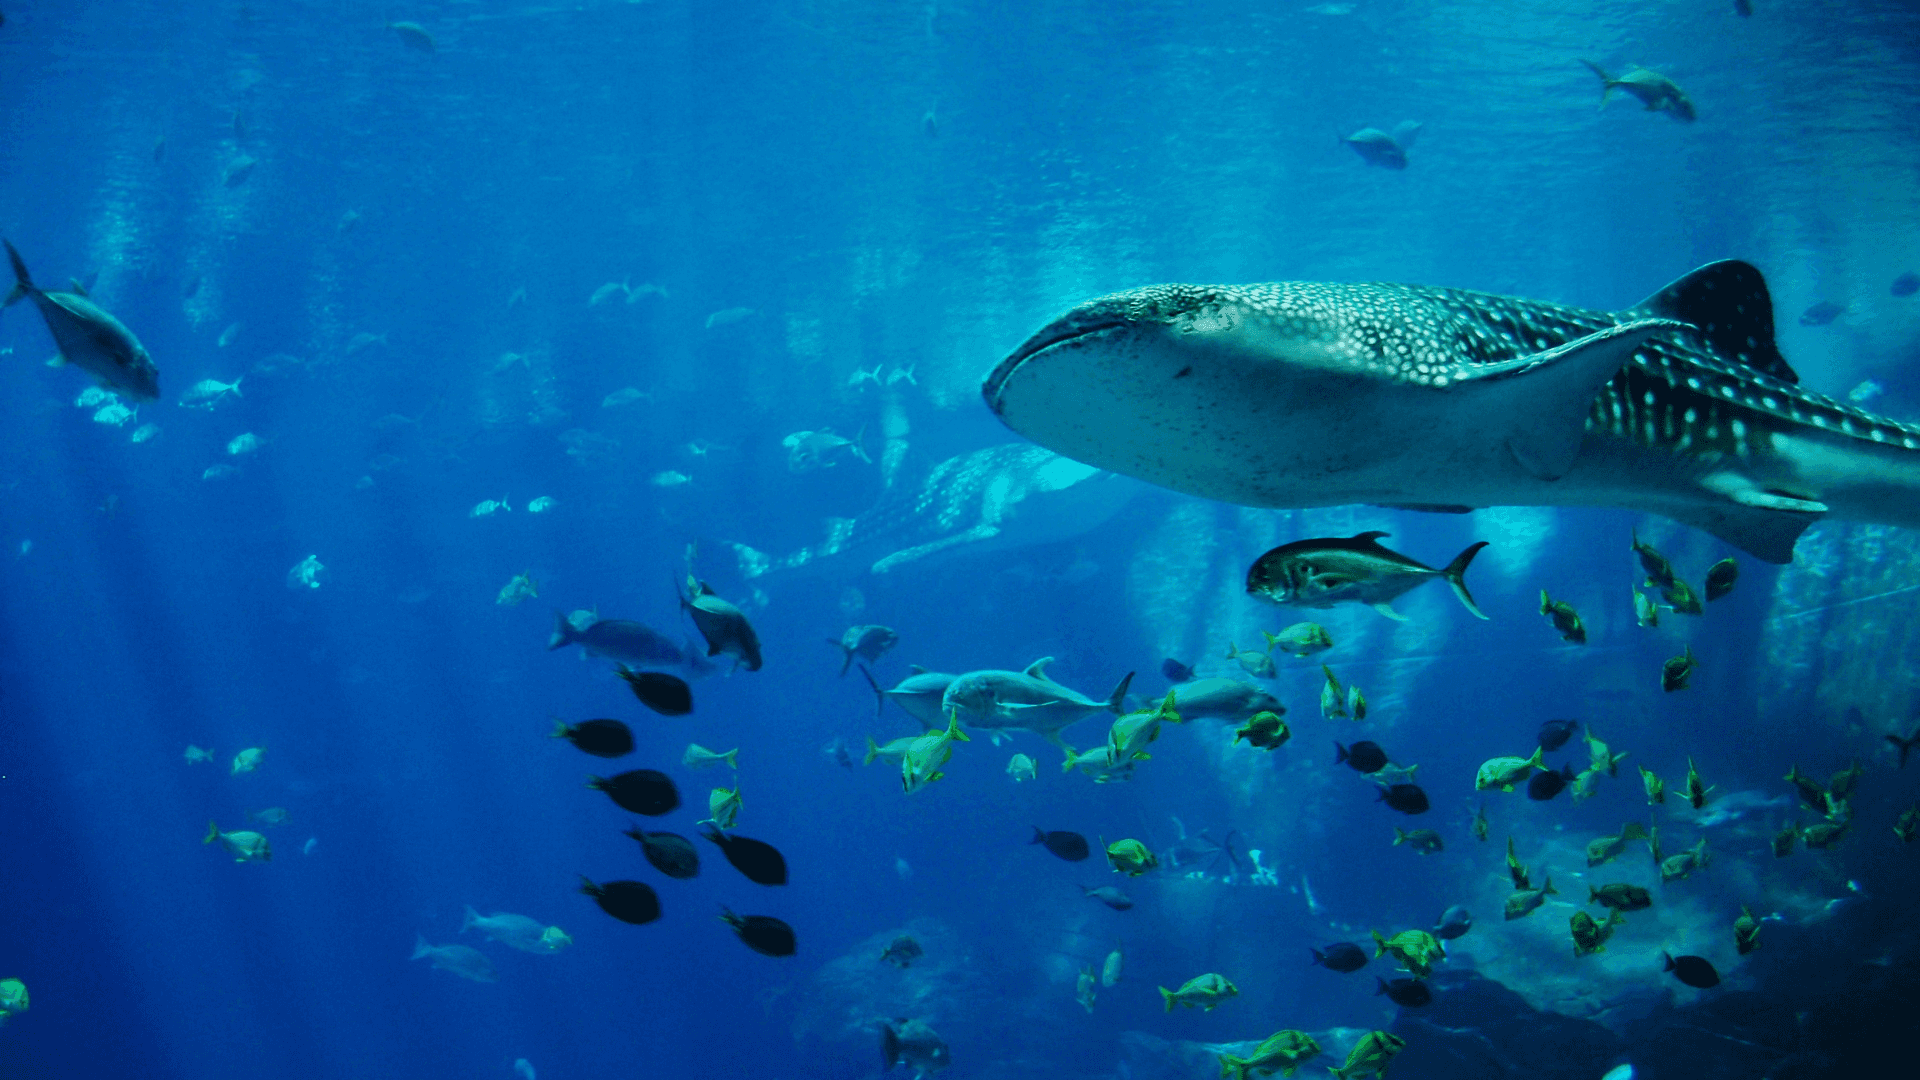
[1442,542,1491,620]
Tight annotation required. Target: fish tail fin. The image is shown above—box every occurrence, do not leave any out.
[1159,986,1175,1012]
[1580,59,1614,103]
[1335,741,1349,765]
[4,240,31,300]
[461,905,480,933]
[547,610,574,650]
[829,638,852,676]
[1542,875,1557,895]
[230,375,243,397]
[882,1024,901,1070]
[1392,828,1406,845]
[1105,671,1136,714]
[1443,542,1491,619]
[412,933,433,960]
[1060,748,1079,773]
[863,737,882,766]
[204,820,220,844]
[851,424,871,464]
[1310,947,1324,966]
[723,748,738,769]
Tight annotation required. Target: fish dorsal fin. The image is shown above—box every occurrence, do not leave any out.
[1631,260,1797,383]
[910,664,929,674]
[1351,530,1392,546]
[1468,319,1686,481]
[1024,656,1056,679]
[68,277,91,297]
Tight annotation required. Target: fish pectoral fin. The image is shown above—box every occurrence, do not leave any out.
[1370,602,1409,621]
[868,524,1002,573]
[1482,319,1688,481]
[1727,489,1828,515]
[1664,494,1823,565]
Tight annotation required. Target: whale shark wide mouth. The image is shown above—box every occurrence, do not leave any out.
[985,313,1132,413]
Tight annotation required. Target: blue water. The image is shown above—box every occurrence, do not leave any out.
[3,2,1919,1078]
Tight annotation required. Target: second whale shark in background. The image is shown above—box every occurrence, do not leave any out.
[729,443,1139,579]
[983,261,1920,564]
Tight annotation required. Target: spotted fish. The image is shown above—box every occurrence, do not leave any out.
[983,261,1920,563]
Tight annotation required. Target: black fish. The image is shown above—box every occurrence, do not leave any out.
[1081,885,1133,910]
[700,824,788,885]
[1160,658,1195,683]
[625,827,699,879]
[1663,952,1720,989]
[578,876,660,925]
[550,718,634,758]
[1336,740,1388,774]
[617,668,693,716]
[1376,977,1433,1007]
[1800,301,1843,326]
[1704,557,1738,602]
[1032,828,1090,861]
[1311,942,1368,973]
[1537,719,1580,752]
[588,769,680,816]
[1377,783,1430,814]
[1526,763,1577,801]
[721,907,795,956]
[1893,272,1920,297]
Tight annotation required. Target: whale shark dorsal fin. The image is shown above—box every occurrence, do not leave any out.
[1632,260,1796,383]
[1469,319,1685,481]
[1025,656,1056,679]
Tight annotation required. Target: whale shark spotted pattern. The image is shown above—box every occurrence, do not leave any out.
[983,261,1920,563]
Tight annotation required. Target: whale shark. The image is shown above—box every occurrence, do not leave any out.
[982,261,1920,563]
[729,443,1139,578]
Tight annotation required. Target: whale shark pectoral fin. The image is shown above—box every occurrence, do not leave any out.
[1668,484,1827,564]
[869,524,1001,573]
[1472,319,1687,481]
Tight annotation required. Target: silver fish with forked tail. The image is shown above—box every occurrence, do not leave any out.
[1247,532,1487,621]
[5,240,160,400]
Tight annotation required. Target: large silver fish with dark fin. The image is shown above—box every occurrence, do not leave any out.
[983,261,1920,563]
[5,240,159,401]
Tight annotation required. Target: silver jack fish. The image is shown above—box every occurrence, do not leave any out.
[1247,532,1487,620]
[983,261,1920,563]
[6,241,160,401]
